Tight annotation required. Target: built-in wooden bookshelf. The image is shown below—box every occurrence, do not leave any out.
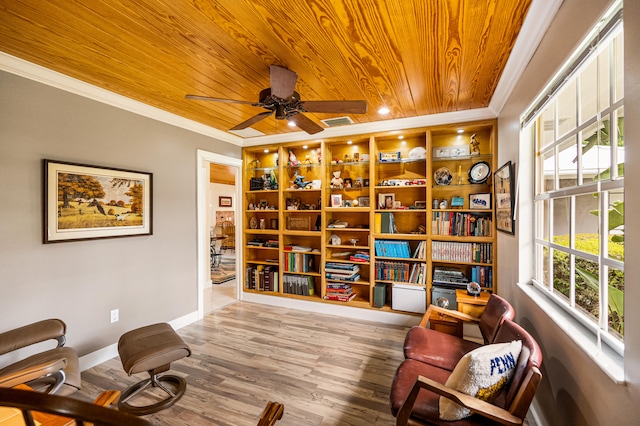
[242,119,498,314]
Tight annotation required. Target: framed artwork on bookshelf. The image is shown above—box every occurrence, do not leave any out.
[357,196,370,207]
[495,161,515,234]
[331,194,343,207]
[378,193,395,209]
[469,193,491,209]
[44,159,152,243]
[414,200,426,209]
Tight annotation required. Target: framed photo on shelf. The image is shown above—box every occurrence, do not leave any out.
[378,193,395,209]
[343,200,353,207]
[414,200,427,209]
[357,196,370,207]
[331,194,343,207]
[495,161,515,234]
[219,196,232,207]
[343,178,353,188]
[469,193,491,209]
[44,159,152,243]
[379,151,401,162]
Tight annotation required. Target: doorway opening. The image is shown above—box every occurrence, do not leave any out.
[197,150,242,319]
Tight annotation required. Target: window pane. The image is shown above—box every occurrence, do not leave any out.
[542,246,550,288]
[598,44,611,111]
[558,80,577,137]
[552,248,570,299]
[579,122,601,183]
[540,103,556,149]
[614,106,624,178]
[575,193,600,256]
[552,197,571,247]
[541,148,556,192]
[608,190,624,261]
[536,199,550,241]
[607,266,624,337]
[558,136,578,189]
[579,56,598,123]
[614,32,624,103]
[575,256,600,321]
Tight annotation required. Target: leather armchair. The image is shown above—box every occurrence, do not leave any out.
[0,319,80,395]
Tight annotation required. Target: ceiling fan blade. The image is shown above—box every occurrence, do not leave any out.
[289,113,324,135]
[301,100,368,114]
[270,65,298,100]
[185,94,256,105]
[229,111,274,130]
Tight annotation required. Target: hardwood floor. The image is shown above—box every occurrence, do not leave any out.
[78,302,411,425]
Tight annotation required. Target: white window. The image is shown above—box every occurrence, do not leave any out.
[523,3,624,356]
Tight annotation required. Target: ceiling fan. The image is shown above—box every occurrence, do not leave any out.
[186,65,367,134]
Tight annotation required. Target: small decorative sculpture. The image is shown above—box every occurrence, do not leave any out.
[331,171,344,188]
[470,134,480,155]
[288,149,300,166]
[292,170,311,189]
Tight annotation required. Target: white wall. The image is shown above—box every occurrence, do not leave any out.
[0,71,241,356]
[497,0,640,424]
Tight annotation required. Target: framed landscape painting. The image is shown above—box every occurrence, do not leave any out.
[44,160,153,243]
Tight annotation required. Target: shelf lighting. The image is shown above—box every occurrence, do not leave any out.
[398,135,404,140]
[378,106,390,115]
[263,149,269,153]
[347,140,353,145]
[302,145,308,149]
[457,129,464,134]
[287,121,296,127]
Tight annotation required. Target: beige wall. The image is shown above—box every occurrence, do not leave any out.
[0,71,241,355]
[498,0,640,424]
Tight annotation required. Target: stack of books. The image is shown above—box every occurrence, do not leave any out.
[325,262,360,282]
[324,283,356,302]
[349,251,370,262]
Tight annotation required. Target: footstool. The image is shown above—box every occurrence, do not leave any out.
[117,323,191,415]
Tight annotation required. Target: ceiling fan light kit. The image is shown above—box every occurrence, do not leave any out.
[186,65,367,134]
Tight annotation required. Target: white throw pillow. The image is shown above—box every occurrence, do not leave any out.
[439,340,522,421]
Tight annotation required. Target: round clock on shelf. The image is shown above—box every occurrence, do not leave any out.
[468,161,491,184]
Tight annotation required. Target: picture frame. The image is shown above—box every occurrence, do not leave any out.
[357,196,370,207]
[343,200,353,208]
[469,193,491,209]
[495,161,515,234]
[288,216,311,231]
[414,200,426,209]
[219,196,232,207]
[331,194,343,207]
[44,159,152,243]
[343,178,353,188]
[379,151,401,162]
[378,193,395,209]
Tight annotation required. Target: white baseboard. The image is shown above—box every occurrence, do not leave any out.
[78,311,200,372]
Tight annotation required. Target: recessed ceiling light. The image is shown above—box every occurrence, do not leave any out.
[287,121,296,127]
[264,149,269,153]
[457,129,464,134]
[347,140,353,145]
[302,145,308,149]
[398,135,404,140]
[378,106,390,115]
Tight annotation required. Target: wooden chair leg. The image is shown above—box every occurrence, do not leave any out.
[257,401,284,426]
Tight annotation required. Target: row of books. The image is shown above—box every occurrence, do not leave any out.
[471,266,493,288]
[431,241,492,263]
[245,265,279,292]
[374,240,410,258]
[283,274,316,296]
[432,212,492,237]
[373,212,397,233]
[324,283,356,302]
[247,239,279,247]
[374,260,410,282]
[283,252,315,273]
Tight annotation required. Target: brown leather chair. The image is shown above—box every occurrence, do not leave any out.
[0,319,81,396]
[403,294,515,370]
[390,319,542,425]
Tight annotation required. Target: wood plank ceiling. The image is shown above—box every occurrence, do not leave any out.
[0,0,532,138]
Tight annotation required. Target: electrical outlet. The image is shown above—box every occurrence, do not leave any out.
[110,309,119,323]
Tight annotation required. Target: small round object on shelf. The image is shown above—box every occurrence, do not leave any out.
[434,167,452,185]
[467,281,482,296]
[435,297,450,309]
[468,161,491,184]
[408,146,426,159]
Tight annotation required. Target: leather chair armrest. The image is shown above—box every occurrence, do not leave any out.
[396,375,523,426]
[0,319,67,355]
[0,359,67,394]
[417,305,481,327]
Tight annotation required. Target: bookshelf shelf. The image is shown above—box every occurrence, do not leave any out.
[242,119,497,314]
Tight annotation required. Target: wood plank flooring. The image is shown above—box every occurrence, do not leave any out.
[78,301,412,425]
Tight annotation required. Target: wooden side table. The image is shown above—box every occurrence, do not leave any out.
[428,310,463,337]
[456,289,490,318]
